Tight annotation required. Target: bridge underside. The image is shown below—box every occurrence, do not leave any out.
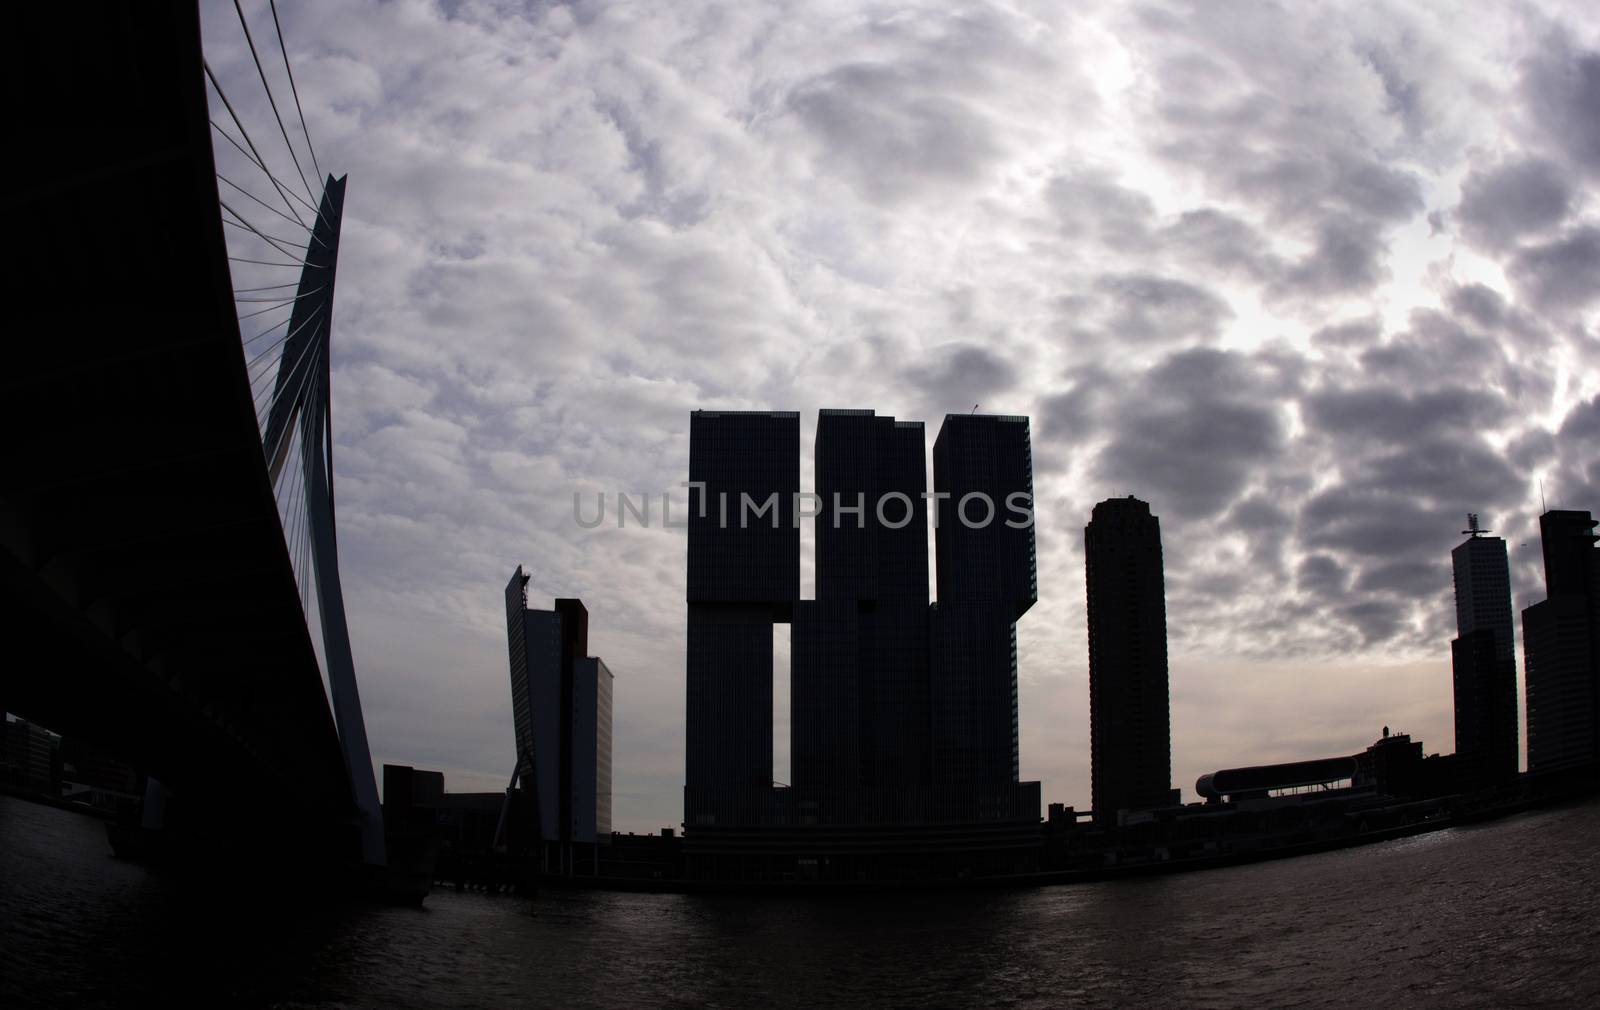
[3,5,355,850]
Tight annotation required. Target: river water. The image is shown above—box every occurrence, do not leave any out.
[3,794,1598,1008]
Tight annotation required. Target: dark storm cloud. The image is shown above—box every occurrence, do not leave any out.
[1447,283,1509,329]
[902,343,1019,407]
[1556,393,1600,444]
[1455,156,1573,249]
[1311,316,1383,350]
[782,8,1066,206]
[1038,365,1114,443]
[1521,39,1600,176]
[1292,301,1544,634]
[1549,395,1600,508]
[1159,208,1278,283]
[1302,385,1510,444]
[788,63,1001,203]
[1129,5,1447,318]
[1093,348,1286,519]
[1507,226,1600,312]
[1274,219,1388,298]
[1355,38,1428,143]
[1354,439,1523,512]
[1506,427,1558,469]
[1047,171,1154,251]
[1355,309,1550,405]
[1223,493,1295,573]
[1337,599,1406,646]
[1094,273,1233,343]
[1296,552,1349,597]
[1300,487,1442,562]
[1232,153,1424,225]
[1354,558,1445,600]
[599,97,715,228]
[1292,365,1529,643]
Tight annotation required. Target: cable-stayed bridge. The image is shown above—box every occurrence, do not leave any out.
[3,3,384,871]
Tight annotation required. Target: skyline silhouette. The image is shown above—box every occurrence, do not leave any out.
[4,0,1596,841]
[5,1,1600,1004]
[138,1,1600,837]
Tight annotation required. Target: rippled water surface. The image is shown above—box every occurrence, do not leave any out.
[4,794,1598,1008]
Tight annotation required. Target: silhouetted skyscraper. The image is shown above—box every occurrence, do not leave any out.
[793,410,930,823]
[930,414,1036,790]
[1085,496,1172,825]
[1523,509,1600,771]
[505,569,614,860]
[682,409,1040,832]
[1450,517,1519,782]
[574,656,614,839]
[685,411,799,827]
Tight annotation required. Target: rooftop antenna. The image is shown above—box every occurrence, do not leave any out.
[1462,513,1491,538]
[1539,479,1547,513]
[971,404,979,414]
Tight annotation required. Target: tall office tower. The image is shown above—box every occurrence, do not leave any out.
[793,410,929,823]
[504,569,615,858]
[1085,496,1172,825]
[1523,509,1600,771]
[929,414,1037,793]
[573,656,614,838]
[1450,516,1520,782]
[505,567,555,838]
[685,411,800,826]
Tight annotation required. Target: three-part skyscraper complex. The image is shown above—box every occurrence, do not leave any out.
[685,410,1040,830]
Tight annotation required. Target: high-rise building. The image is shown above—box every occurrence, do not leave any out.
[2,715,60,795]
[574,656,614,839]
[929,414,1036,792]
[792,411,930,823]
[1523,509,1600,771]
[1450,516,1519,782]
[505,567,554,835]
[685,410,799,827]
[933,414,1037,613]
[504,568,615,861]
[684,409,1040,833]
[1085,496,1172,825]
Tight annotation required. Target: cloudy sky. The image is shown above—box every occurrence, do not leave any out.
[204,1,1598,832]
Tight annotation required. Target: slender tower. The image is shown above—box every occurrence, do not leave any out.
[1450,515,1519,783]
[1523,510,1600,771]
[929,414,1038,820]
[684,411,799,828]
[793,410,930,824]
[1085,496,1172,826]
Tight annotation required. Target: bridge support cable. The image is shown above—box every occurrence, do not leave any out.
[269,0,323,183]
[231,0,318,210]
[210,118,325,222]
[205,6,383,866]
[218,177,314,238]
[203,59,307,232]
